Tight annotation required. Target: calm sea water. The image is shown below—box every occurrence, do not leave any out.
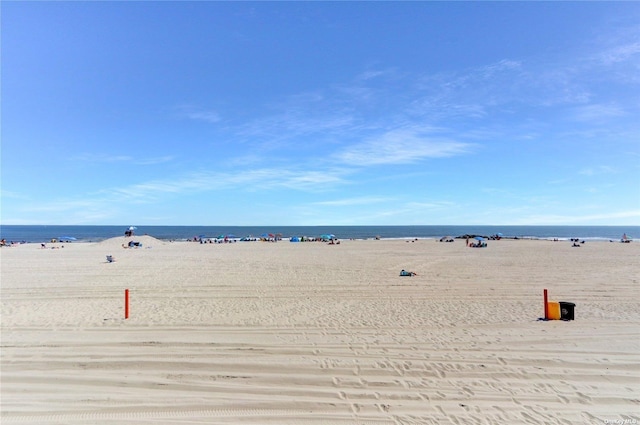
[0,225,637,243]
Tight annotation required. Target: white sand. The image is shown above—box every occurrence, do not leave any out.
[1,237,639,424]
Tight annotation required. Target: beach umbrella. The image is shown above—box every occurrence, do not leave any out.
[474,236,485,241]
[496,232,504,237]
[320,234,335,240]
[59,236,77,241]
[128,226,137,230]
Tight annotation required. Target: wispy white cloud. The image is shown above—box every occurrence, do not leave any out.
[235,110,355,151]
[72,153,174,165]
[579,165,617,176]
[312,196,393,207]
[598,41,640,65]
[570,103,626,122]
[241,112,354,139]
[185,110,221,123]
[0,189,31,200]
[8,166,353,223]
[101,166,352,203]
[73,153,134,162]
[135,156,175,165]
[175,105,221,123]
[335,128,473,166]
[477,59,522,79]
[404,201,457,210]
[355,67,399,82]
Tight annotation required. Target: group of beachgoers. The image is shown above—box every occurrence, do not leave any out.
[2,239,68,248]
[190,235,341,244]
[570,238,586,247]
[122,240,143,248]
[465,237,488,248]
[1,239,30,247]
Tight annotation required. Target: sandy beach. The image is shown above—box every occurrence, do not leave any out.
[1,236,639,424]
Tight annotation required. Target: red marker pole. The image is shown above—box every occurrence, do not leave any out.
[125,289,129,319]
[543,289,548,320]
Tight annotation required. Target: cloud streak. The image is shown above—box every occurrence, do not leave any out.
[312,196,393,206]
[72,153,174,165]
[175,105,221,123]
[101,166,352,202]
[9,165,354,223]
[336,128,473,166]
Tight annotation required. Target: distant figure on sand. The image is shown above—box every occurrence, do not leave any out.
[400,270,417,276]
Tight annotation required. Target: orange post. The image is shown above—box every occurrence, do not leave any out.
[125,289,129,319]
[543,289,548,320]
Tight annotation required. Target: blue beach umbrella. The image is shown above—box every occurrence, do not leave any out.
[474,236,485,241]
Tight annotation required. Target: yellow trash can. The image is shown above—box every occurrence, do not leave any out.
[547,301,561,320]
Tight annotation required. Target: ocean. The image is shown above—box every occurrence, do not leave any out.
[0,225,636,243]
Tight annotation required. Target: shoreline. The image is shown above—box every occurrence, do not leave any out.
[2,234,633,245]
[2,224,637,245]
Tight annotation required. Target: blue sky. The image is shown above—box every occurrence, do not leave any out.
[2,2,639,225]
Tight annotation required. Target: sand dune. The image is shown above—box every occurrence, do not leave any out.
[1,238,639,424]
